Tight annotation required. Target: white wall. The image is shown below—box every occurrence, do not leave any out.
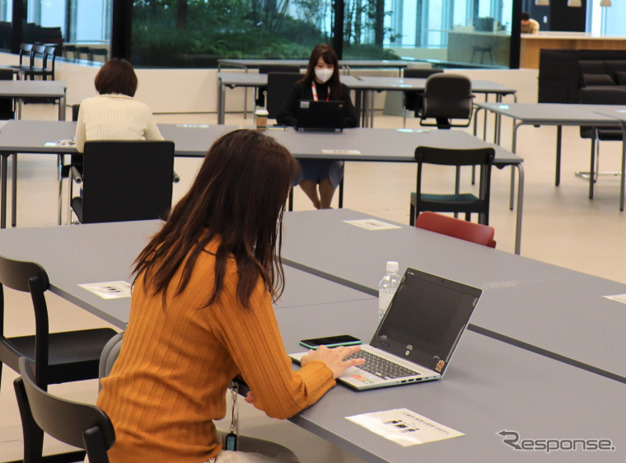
[0,52,539,115]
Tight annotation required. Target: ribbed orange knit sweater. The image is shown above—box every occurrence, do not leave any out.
[97,240,335,463]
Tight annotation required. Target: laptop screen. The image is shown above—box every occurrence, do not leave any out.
[370,268,482,375]
[296,100,343,132]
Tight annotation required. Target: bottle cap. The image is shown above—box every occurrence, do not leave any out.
[386,261,399,272]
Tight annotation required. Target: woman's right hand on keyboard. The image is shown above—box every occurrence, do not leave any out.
[301,345,366,379]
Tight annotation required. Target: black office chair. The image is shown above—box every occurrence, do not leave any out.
[256,65,300,107]
[0,255,117,463]
[14,43,34,74]
[23,44,48,80]
[70,140,175,223]
[578,87,626,198]
[402,68,442,128]
[410,146,495,226]
[419,74,474,129]
[266,72,302,120]
[15,358,116,463]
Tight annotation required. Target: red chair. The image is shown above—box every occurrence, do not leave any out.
[415,211,496,248]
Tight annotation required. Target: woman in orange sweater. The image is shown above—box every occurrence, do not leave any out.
[96,129,364,463]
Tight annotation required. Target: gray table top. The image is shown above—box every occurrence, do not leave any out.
[0,121,521,166]
[1,219,623,461]
[595,108,626,122]
[0,120,239,156]
[0,220,374,329]
[476,102,626,125]
[0,80,66,98]
[281,209,626,381]
[218,73,516,95]
[268,127,521,165]
[277,300,626,463]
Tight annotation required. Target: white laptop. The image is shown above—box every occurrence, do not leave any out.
[290,268,482,391]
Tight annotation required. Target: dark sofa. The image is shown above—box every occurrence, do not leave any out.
[538,49,626,103]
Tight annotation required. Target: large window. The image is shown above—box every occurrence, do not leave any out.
[131,0,336,67]
[0,0,111,63]
[0,0,515,68]
[128,0,512,67]
[342,0,514,67]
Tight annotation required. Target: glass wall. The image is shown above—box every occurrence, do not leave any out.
[342,0,513,67]
[130,0,335,67]
[0,0,111,63]
[0,0,516,68]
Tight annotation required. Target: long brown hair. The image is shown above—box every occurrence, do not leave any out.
[133,129,299,308]
[300,44,343,99]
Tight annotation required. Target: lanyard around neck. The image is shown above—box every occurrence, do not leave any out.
[311,82,330,102]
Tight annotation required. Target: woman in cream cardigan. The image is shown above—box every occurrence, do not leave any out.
[75,58,163,152]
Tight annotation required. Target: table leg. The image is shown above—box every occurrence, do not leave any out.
[509,121,521,210]
[1,153,7,229]
[589,132,596,200]
[11,153,16,227]
[217,79,225,125]
[483,94,488,141]
[369,90,376,127]
[58,154,64,225]
[619,121,626,211]
[362,91,370,128]
[515,163,525,255]
[244,67,249,119]
[17,97,22,119]
[495,95,502,144]
[59,89,67,121]
[338,178,344,209]
[555,125,562,186]
[354,89,363,127]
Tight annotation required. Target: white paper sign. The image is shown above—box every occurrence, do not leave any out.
[44,138,75,147]
[343,219,401,231]
[603,293,626,304]
[346,408,464,446]
[79,281,132,299]
[321,149,361,155]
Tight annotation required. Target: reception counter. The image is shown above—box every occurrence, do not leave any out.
[521,32,626,69]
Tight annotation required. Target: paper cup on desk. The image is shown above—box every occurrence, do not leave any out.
[255,108,269,131]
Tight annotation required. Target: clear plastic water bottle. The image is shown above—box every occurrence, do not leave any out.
[378,261,400,319]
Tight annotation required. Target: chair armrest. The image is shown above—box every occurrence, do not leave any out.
[173,170,180,183]
[70,165,83,184]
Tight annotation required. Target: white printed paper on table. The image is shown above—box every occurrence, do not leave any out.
[78,281,132,299]
[603,293,626,304]
[321,149,361,155]
[343,219,401,231]
[346,408,464,446]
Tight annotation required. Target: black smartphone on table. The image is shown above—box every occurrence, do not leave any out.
[299,335,362,350]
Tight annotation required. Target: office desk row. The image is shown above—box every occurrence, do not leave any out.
[281,209,626,383]
[476,102,626,209]
[0,121,525,255]
[0,80,67,121]
[217,73,517,127]
[0,214,623,462]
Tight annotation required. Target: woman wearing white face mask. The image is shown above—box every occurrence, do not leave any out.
[277,44,357,209]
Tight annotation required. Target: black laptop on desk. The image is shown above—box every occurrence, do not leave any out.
[290,268,482,390]
[296,100,344,132]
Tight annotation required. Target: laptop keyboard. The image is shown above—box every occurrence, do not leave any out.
[346,350,419,380]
